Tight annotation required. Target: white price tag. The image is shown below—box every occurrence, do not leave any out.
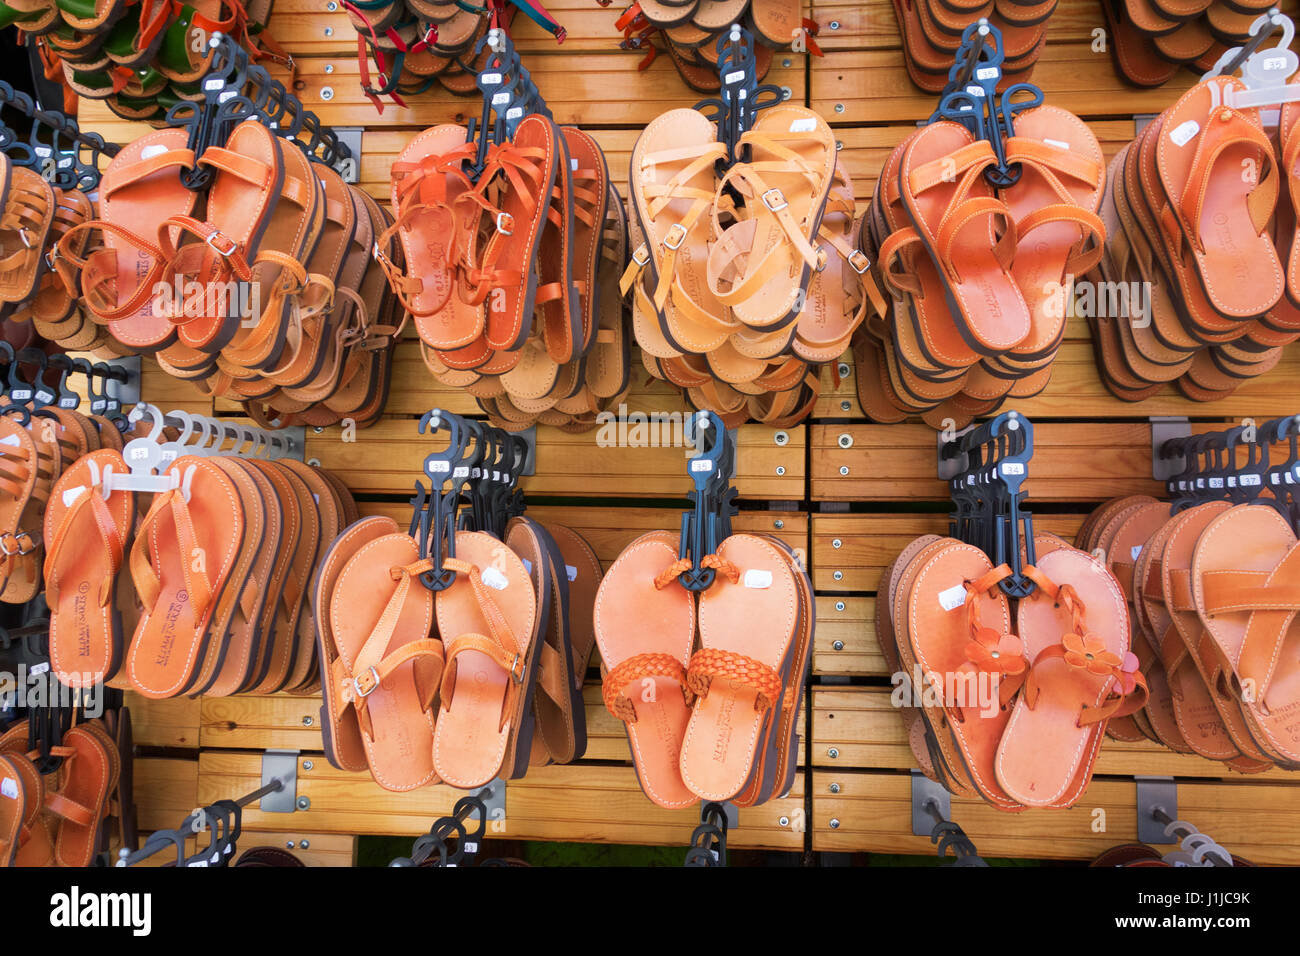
[481,567,509,591]
[743,569,772,589]
[938,583,968,612]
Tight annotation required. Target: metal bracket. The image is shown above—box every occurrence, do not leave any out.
[515,425,537,476]
[479,777,507,821]
[911,769,951,837]
[260,750,300,813]
[937,423,978,481]
[1134,113,1158,135]
[1150,416,1192,481]
[333,127,364,183]
[102,355,142,409]
[1136,775,1178,844]
[277,425,307,462]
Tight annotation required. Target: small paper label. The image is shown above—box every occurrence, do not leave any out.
[0,777,17,800]
[492,91,510,106]
[938,583,968,612]
[1000,462,1025,477]
[1130,545,1143,561]
[427,460,450,474]
[975,67,999,81]
[690,460,713,473]
[35,145,50,157]
[571,158,578,171]
[1170,120,1200,147]
[481,567,509,591]
[30,662,48,677]
[788,117,817,133]
[203,77,225,91]
[218,90,237,103]
[463,841,478,854]
[1044,138,1070,151]
[966,85,986,98]
[481,72,502,84]
[505,107,523,121]
[566,565,577,582]
[62,485,87,508]
[452,466,469,479]
[1208,476,1223,488]
[10,389,30,401]
[724,70,746,85]
[1241,474,1261,486]
[744,569,772,589]
[1263,55,1287,72]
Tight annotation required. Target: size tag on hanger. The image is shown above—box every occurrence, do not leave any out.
[938,583,968,612]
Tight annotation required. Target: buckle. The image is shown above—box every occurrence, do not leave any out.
[205,231,238,256]
[631,243,650,267]
[509,654,524,684]
[761,188,789,212]
[372,243,392,268]
[352,666,381,700]
[496,212,515,236]
[847,250,871,275]
[14,532,34,557]
[662,223,687,250]
[0,535,15,557]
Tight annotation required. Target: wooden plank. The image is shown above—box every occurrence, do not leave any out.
[306,419,805,499]
[810,512,1086,592]
[811,42,1197,125]
[124,693,203,750]
[134,757,200,833]
[811,769,1300,864]
[223,831,357,866]
[814,595,884,677]
[198,751,805,849]
[811,687,1300,781]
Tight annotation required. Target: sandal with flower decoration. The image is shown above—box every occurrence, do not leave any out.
[995,547,1147,808]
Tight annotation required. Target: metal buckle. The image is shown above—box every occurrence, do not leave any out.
[662,223,687,250]
[631,243,650,267]
[0,535,16,557]
[352,666,381,699]
[372,243,392,269]
[205,231,238,256]
[13,532,34,557]
[496,212,515,236]
[847,250,871,275]
[509,654,524,684]
[761,188,789,212]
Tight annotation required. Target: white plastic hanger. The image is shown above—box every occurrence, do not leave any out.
[1203,9,1300,112]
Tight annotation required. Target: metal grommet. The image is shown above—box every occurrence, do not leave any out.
[774,430,789,446]
[834,103,845,114]
[321,86,334,100]
[323,26,333,36]
[307,458,322,468]
[832,538,842,549]
[839,465,850,476]
[302,760,314,771]
[776,466,786,476]
[840,400,851,412]
[829,19,841,29]
[837,363,851,378]
[838,434,853,449]
[302,715,314,726]
[829,783,841,794]
[325,64,335,74]
[782,58,792,67]
[774,519,785,529]
[832,640,844,651]
[835,601,845,611]
[828,748,839,759]
[779,816,790,827]
[781,86,793,101]
[829,818,841,829]
[833,570,843,581]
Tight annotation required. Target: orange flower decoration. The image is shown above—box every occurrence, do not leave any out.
[964,626,1026,677]
[1063,632,1122,676]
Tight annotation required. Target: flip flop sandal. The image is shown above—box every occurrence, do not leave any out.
[0,413,59,604]
[1000,106,1106,362]
[155,0,247,83]
[46,722,119,867]
[893,537,1022,806]
[624,108,736,354]
[1192,503,1300,766]
[0,752,44,867]
[1152,16,1214,61]
[506,518,586,766]
[433,529,543,788]
[23,189,93,325]
[561,128,610,356]
[673,534,797,802]
[219,141,330,376]
[535,130,580,365]
[123,456,246,698]
[586,187,632,398]
[378,124,480,345]
[748,0,799,46]
[1157,501,1270,762]
[995,0,1056,27]
[706,105,837,330]
[455,115,560,354]
[639,0,700,28]
[42,448,134,687]
[694,0,747,31]
[544,523,602,691]
[1156,77,1283,319]
[1104,0,1182,84]
[157,120,284,355]
[179,456,266,696]
[278,465,346,694]
[899,121,1031,355]
[851,334,911,423]
[1128,518,1193,752]
[996,550,1145,807]
[0,164,56,306]
[1125,0,1182,35]
[326,525,444,790]
[55,0,129,30]
[593,529,698,808]
[1150,0,1213,18]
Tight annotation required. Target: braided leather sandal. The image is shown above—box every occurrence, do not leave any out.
[0,158,57,306]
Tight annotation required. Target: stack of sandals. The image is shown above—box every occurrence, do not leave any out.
[1102,0,1274,87]
[53,118,405,429]
[621,0,805,93]
[347,0,564,110]
[1078,494,1300,773]
[877,531,1148,809]
[592,468,811,810]
[0,715,124,867]
[38,408,361,699]
[1088,71,1300,403]
[314,447,602,791]
[895,0,1056,93]
[855,102,1105,429]
[0,153,122,357]
[622,100,880,428]
[23,0,285,124]
[380,119,631,432]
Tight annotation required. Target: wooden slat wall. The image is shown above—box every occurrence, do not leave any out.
[82,0,1300,862]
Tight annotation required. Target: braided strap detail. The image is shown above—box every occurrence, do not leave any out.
[653,557,692,590]
[686,648,783,713]
[602,653,689,724]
